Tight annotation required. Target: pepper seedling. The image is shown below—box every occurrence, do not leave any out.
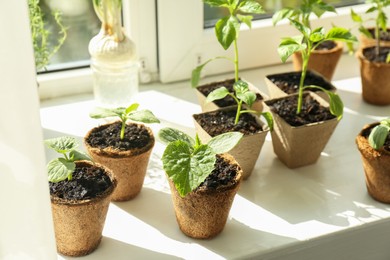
[368,118,390,150]
[45,136,91,182]
[277,20,357,119]
[159,127,243,197]
[89,103,160,140]
[191,0,265,124]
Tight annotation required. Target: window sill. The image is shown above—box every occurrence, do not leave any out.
[40,55,390,260]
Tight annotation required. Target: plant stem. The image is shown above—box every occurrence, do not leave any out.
[235,100,242,125]
[234,39,239,82]
[120,121,126,140]
[297,51,309,114]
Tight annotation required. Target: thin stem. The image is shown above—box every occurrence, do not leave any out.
[234,39,239,82]
[120,120,126,140]
[297,50,310,114]
[235,100,243,125]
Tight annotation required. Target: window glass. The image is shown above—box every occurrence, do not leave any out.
[204,0,365,28]
[35,0,100,72]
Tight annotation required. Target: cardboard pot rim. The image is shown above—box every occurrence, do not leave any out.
[84,121,155,157]
[50,160,117,206]
[356,122,390,158]
[356,46,390,67]
[310,40,344,55]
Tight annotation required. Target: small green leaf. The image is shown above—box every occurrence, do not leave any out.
[191,64,206,88]
[261,111,274,131]
[206,86,230,103]
[125,103,139,114]
[368,125,389,150]
[327,91,344,120]
[378,11,387,32]
[128,109,160,123]
[366,6,377,14]
[44,137,78,154]
[277,38,306,63]
[325,27,356,42]
[70,150,91,162]
[203,0,228,7]
[215,16,238,50]
[47,158,75,183]
[89,107,123,119]
[207,132,243,154]
[290,19,311,38]
[310,31,325,43]
[158,128,195,146]
[237,14,253,29]
[272,8,294,26]
[381,118,390,127]
[238,0,264,14]
[351,9,362,23]
[359,26,373,39]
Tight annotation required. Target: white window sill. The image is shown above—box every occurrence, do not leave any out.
[40,55,390,260]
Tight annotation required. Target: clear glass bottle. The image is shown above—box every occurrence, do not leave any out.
[89,0,138,107]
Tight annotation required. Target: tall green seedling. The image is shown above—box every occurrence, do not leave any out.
[191,0,266,125]
[277,20,356,118]
[159,127,243,197]
[45,136,91,182]
[90,103,160,140]
[351,0,390,61]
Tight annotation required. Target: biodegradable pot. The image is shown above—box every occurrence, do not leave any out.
[195,78,266,112]
[168,153,242,239]
[51,160,116,256]
[356,122,390,203]
[264,70,336,102]
[265,92,339,169]
[84,122,155,201]
[359,27,390,49]
[357,46,390,105]
[292,41,343,81]
[193,106,269,179]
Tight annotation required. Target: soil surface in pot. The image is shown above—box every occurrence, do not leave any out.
[315,40,336,51]
[267,93,335,127]
[361,125,390,152]
[49,165,113,200]
[197,155,240,191]
[368,28,390,42]
[85,122,151,151]
[363,46,390,63]
[268,71,334,95]
[197,78,263,107]
[193,109,263,137]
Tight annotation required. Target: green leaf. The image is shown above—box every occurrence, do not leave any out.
[237,14,253,29]
[381,118,390,127]
[261,111,274,131]
[378,11,387,32]
[128,109,160,123]
[89,107,122,119]
[47,158,75,183]
[234,80,256,107]
[70,150,91,162]
[206,86,230,103]
[368,125,389,150]
[44,136,78,154]
[277,37,306,63]
[203,0,228,7]
[162,141,216,197]
[158,127,195,146]
[290,19,311,38]
[125,103,139,114]
[312,1,336,17]
[351,9,362,23]
[310,30,325,43]
[359,26,373,39]
[272,8,294,26]
[207,132,243,154]
[366,6,377,13]
[325,27,357,42]
[238,0,264,14]
[215,16,238,50]
[327,91,344,120]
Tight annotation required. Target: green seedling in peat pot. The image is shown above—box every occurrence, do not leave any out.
[351,0,390,62]
[89,103,160,140]
[159,127,243,197]
[191,0,265,123]
[45,136,91,182]
[277,20,357,118]
[369,118,390,150]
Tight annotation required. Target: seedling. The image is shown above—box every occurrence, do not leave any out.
[369,118,390,150]
[277,20,356,118]
[351,0,390,60]
[45,136,91,182]
[90,103,160,140]
[191,0,264,124]
[159,127,243,197]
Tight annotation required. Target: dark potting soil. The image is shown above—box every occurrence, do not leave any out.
[361,125,390,152]
[197,155,239,190]
[267,93,335,127]
[49,165,113,200]
[193,109,263,137]
[197,78,263,107]
[86,121,151,151]
[368,28,390,42]
[363,46,390,63]
[267,71,334,95]
[315,40,336,51]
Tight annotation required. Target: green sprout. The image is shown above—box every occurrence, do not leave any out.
[369,118,390,150]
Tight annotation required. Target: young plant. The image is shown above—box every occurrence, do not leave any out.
[351,0,390,59]
[45,136,91,182]
[90,103,160,140]
[277,20,357,118]
[159,127,243,197]
[272,0,336,29]
[369,118,390,150]
[191,0,264,123]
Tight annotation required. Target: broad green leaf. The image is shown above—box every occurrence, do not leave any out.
[368,125,389,150]
[162,141,216,197]
[366,6,377,13]
[381,118,390,127]
[203,0,228,7]
[125,103,139,114]
[70,150,91,162]
[207,132,243,154]
[44,136,78,154]
[325,27,356,42]
[310,31,325,43]
[327,91,344,120]
[128,109,160,123]
[215,16,238,50]
[312,2,336,17]
[47,158,75,182]
[158,127,195,146]
[261,111,274,131]
[206,86,230,103]
[237,14,253,29]
[350,9,362,23]
[290,19,311,38]
[272,8,294,26]
[89,107,122,119]
[233,80,249,94]
[238,91,256,108]
[238,0,264,14]
[277,38,306,63]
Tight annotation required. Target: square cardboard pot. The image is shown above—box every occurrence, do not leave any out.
[264,92,339,169]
